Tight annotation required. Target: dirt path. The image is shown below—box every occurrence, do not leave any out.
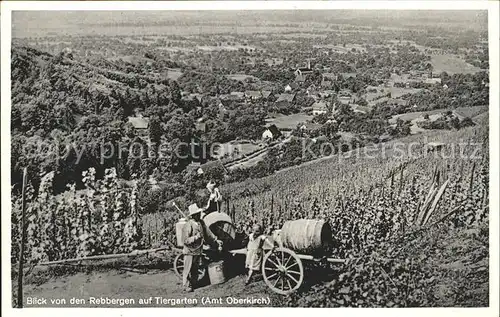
[21,268,276,308]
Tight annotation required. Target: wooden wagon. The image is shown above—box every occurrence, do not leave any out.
[228,245,346,295]
[174,212,346,295]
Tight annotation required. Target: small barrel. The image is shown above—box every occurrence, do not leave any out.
[280,219,332,252]
[207,261,226,285]
[175,218,187,247]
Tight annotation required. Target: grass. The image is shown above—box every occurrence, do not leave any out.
[390,109,450,134]
[364,84,422,106]
[389,86,422,98]
[265,113,313,130]
[313,44,366,52]
[156,47,194,53]
[227,150,268,170]
[166,70,183,80]
[107,55,154,64]
[472,112,488,125]
[197,45,257,52]
[389,109,447,123]
[364,86,388,102]
[430,54,483,75]
[391,107,489,124]
[390,107,489,134]
[226,74,259,81]
[453,106,488,119]
[215,141,261,159]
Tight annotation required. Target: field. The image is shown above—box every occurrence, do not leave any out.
[453,106,488,120]
[265,113,313,130]
[226,74,259,81]
[389,86,422,98]
[214,141,262,159]
[107,55,154,64]
[472,111,488,125]
[389,106,488,134]
[166,69,184,80]
[313,44,366,53]
[389,109,447,123]
[390,107,489,134]
[430,54,484,75]
[364,84,422,107]
[197,45,258,52]
[227,150,269,170]
[156,47,194,53]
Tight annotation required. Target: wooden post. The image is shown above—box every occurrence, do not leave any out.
[271,194,274,219]
[17,168,28,308]
[399,166,404,196]
[469,162,476,198]
[155,213,158,245]
[431,165,438,184]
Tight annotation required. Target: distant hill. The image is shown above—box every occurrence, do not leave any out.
[11,45,176,135]
[12,11,487,38]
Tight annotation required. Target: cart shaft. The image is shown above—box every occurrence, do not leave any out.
[295,253,346,264]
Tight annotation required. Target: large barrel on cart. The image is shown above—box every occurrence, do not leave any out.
[257,219,342,295]
[279,219,333,253]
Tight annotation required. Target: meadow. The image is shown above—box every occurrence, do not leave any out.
[430,54,483,75]
[265,113,314,130]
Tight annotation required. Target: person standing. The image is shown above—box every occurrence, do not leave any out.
[245,224,271,285]
[182,203,222,292]
[203,180,222,215]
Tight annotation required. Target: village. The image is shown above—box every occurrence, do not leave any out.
[110,33,487,175]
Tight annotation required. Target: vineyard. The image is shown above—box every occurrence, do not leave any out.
[11,168,144,265]
[142,123,490,306]
[11,123,489,307]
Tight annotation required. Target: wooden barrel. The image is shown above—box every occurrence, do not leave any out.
[207,260,226,285]
[280,219,332,252]
[203,212,236,249]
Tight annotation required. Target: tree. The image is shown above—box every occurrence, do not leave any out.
[164,112,194,143]
[357,98,368,107]
[148,116,162,144]
[460,117,475,128]
[313,113,329,124]
[322,121,339,138]
[170,80,182,105]
[449,116,460,130]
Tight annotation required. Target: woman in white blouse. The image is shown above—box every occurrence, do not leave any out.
[203,180,222,215]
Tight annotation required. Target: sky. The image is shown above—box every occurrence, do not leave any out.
[11,10,488,38]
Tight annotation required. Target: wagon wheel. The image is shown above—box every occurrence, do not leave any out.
[262,247,304,295]
[173,254,206,281]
